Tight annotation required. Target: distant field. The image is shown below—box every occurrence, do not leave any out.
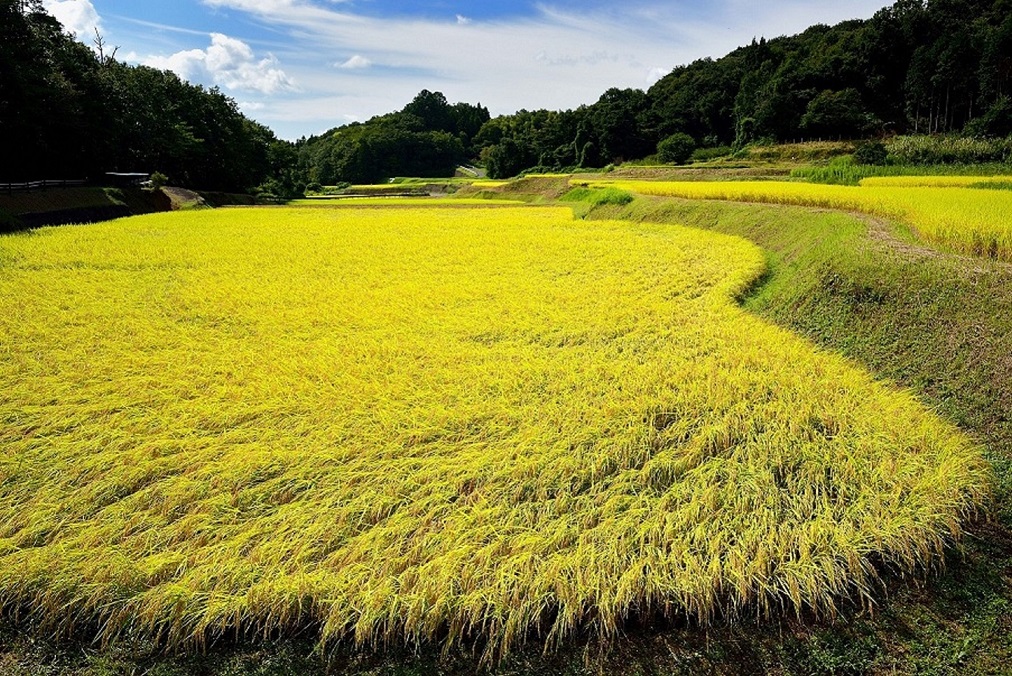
[586,179,1012,261]
[470,180,511,188]
[0,206,988,659]
[859,175,1012,188]
[289,197,521,206]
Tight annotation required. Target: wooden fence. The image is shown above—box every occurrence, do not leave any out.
[1,179,87,194]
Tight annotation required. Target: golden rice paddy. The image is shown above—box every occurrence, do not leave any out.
[469,180,511,188]
[288,197,521,207]
[586,179,1012,261]
[0,206,989,658]
[857,175,1012,188]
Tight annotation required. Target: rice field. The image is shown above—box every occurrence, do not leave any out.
[288,197,522,207]
[585,179,1012,261]
[470,180,511,188]
[0,206,989,659]
[859,175,1012,188]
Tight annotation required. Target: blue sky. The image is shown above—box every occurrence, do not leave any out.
[42,0,895,140]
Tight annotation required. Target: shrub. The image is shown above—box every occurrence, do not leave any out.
[561,187,634,206]
[854,141,888,166]
[657,133,696,165]
[690,146,734,163]
[149,171,168,189]
[0,208,23,232]
[963,97,1012,138]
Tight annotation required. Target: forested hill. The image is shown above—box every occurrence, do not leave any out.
[299,0,1012,183]
[465,0,1012,178]
[299,90,490,186]
[4,0,1012,189]
[0,0,299,195]
[652,0,1012,145]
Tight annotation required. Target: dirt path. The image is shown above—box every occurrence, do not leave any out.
[848,210,1012,275]
[161,186,206,210]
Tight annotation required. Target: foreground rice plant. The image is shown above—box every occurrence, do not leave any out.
[0,206,989,659]
[587,179,1012,261]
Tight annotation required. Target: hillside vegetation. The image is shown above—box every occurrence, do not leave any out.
[0,1,298,195]
[7,0,1012,191]
[467,0,1012,177]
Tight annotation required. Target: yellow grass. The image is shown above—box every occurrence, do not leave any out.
[470,180,510,188]
[287,197,521,207]
[0,206,989,659]
[586,179,1012,261]
[859,175,1012,187]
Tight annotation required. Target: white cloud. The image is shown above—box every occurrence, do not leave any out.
[144,33,293,94]
[42,0,102,39]
[456,15,472,26]
[108,0,894,139]
[337,55,372,69]
[646,67,669,85]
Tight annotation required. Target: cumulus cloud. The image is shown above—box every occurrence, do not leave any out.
[646,67,670,85]
[145,33,293,94]
[194,0,892,102]
[167,0,895,138]
[337,55,372,69]
[42,0,102,39]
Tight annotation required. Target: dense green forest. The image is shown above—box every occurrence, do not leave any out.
[0,0,299,194]
[4,0,1011,187]
[299,90,490,185]
[466,0,1012,177]
[299,0,1012,181]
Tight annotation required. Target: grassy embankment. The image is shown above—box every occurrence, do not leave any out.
[0,186,258,232]
[791,163,1012,185]
[0,187,126,214]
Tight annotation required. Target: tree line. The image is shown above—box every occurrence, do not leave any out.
[298,0,1012,181]
[4,0,1011,189]
[298,90,490,186]
[0,0,299,195]
[467,0,1012,178]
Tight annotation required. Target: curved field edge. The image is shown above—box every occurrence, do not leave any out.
[0,206,990,663]
[581,179,1012,263]
[579,194,1012,674]
[0,196,1010,676]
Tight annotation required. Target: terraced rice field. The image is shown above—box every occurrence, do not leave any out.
[859,175,1012,188]
[585,179,1012,261]
[0,205,989,659]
